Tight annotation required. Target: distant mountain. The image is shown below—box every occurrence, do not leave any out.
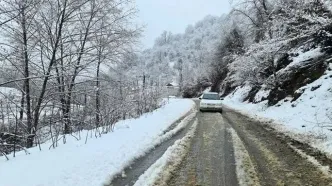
[140,15,228,94]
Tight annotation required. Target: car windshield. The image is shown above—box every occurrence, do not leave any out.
[202,93,219,100]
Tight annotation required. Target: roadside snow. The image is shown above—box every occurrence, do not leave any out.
[134,119,198,186]
[223,64,332,157]
[289,144,331,177]
[228,128,260,186]
[0,99,195,186]
[254,89,270,103]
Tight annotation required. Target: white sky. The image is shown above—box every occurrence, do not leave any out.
[136,0,232,48]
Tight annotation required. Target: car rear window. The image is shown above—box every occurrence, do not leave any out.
[202,93,219,100]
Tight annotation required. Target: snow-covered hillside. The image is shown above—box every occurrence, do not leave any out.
[139,15,228,96]
[0,99,195,186]
[223,60,332,156]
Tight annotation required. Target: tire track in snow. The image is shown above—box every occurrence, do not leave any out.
[107,109,197,186]
[133,119,198,186]
[228,128,260,186]
[288,144,332,178]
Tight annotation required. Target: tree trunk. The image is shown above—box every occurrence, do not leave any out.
[143,73,146,89]
[19,91,24,121]
[32,0,68,145]
[20,2,33,148]
[63,98,71,134]
[55,36,70,134]
[95,60,101,128]
[62,7,95,133]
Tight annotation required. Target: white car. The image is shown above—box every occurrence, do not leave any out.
[199,92,223,112]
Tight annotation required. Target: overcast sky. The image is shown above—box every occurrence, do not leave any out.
[136,0,232,48]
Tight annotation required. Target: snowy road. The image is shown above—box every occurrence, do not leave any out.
[111,100,332,186]
[168,111,238,186]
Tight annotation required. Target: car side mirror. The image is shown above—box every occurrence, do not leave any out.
[199,97,202,100]
[220,98,224,100]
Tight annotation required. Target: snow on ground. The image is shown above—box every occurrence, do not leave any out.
[223,63,332,157]
[280,47,324,73]
[134,119,198,186]
[254,89,270,103]
[0,87,21,98]
[289,144,331,177]
[0,98,195,186]
[0,87,21,107]
[0,86,83,127]
[0,87,22,126]
[228,127,260,186]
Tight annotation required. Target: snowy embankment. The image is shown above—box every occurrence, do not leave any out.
[0,99,195,186]
[223,62,332,157]
[134,119,198,186]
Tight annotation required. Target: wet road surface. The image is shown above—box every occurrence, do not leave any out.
[168,111,238,186]
[109,101,332,186]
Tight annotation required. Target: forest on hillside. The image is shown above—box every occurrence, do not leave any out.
[143,0,332,103]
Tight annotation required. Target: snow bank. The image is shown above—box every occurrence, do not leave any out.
[254,89,270,103]
[223,63,332,156]
[0,99,195,186]
[134,119,198,186]
[224,85,252,103]
[289,144,331,177]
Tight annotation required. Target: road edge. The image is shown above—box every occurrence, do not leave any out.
[133,119,199,186]
[223,104,332,181]
[105,101,197,185]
